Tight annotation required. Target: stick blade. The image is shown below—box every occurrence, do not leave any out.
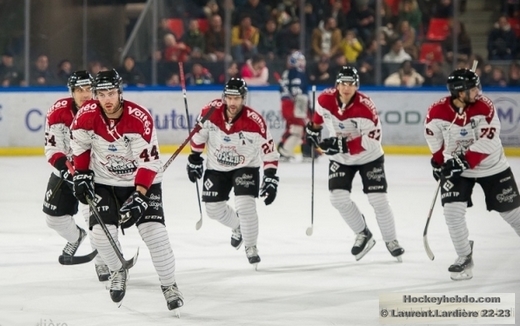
[306,226,313,236]
[195,218,203,230]
[423,235,435,261]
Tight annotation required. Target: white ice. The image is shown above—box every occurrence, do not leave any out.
[1,154,519,326]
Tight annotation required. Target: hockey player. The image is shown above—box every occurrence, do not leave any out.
[425,68,520,281]
[186,78,279,268]
[305,66,404,262]
[43,70,109,282]
[278,51,316,161]
[70,69,183,313]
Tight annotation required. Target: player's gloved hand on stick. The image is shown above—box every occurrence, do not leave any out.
[73,170,95,205]
[259,169,279,206]
[187,153,204,183]
[319,137,348,155]
[431,158,443,181]
[55,156,74,189]
[305,122,322,147]
[119,190,149,229]
[443,154,469,179]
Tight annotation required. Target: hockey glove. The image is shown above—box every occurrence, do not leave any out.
[73,170,95,205]
[259,169,279,206]
[442,154,469,179]
[431,158,443,181]
[119,191,149,229]
[54,156,74,189]
[319,137,348,155]
[305,122,322,147]
[187,153,204,183]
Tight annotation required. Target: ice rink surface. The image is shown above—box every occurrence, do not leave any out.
[1,154,519,326]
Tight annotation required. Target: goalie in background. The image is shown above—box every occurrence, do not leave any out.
[425,68,520,281]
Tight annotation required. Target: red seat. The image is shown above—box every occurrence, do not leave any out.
[426,18,451,41]
[384,0,400,16]
[419,42,443,63]
[167,18,184,39]
[508,17,520,37]
[197,18,209,33]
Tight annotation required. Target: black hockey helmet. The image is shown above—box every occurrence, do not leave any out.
[67,70,93,91]
[93,69,123,93]
[336,66,359,86]
[223,78,248,98]
[447,68,480,97]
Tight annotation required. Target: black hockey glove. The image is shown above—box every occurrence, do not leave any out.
[442,154,469,179]
[73,170,95,205]
[259,169,279,206]
[319,137,348,155]
[305,122,322,147]
[187,153,204,183]
[119,191,149,229]
[431,158,443,181]
[54,156,74,189]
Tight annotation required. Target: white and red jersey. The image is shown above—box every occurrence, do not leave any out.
[70,99,162,189]
[313,88,384,165]
[190,99,279,172]
[44,97,76,169]
[424,95,509,178]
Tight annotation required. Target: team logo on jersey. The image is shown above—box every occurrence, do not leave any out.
[235,173,255,188]
[108,144,117,152]
[338,122,345,129]
[366,167,385,181]
[497,187,518,203]
[460,129,468,136]
[215,146,245,167]
[223,136,231,142]
[103,155,138,175]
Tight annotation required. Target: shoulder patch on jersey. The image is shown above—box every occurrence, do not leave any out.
[317,88,337,108]
[46,98,74,126]
[474,96,495,123]
[73,100,99,130]
[125,101,154,141]
[244,107,267,136]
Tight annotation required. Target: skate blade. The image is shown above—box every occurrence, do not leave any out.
[450,268,473,281]
[395,255,403,263]
[114,300,123,308]
[355,238,376,261]
[172,308,181,318]
[233,241,243,250]
[252,262,259,271]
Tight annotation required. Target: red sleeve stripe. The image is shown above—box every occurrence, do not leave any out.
[49,153,66,167]
[73,150,91,171]
[347,137,364,155]
[135,167,157,190]
[465,150,489,169]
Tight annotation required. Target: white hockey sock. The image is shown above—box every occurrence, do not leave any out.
[91,224,122,272]
[444,202,471,257]
[138,222,176,286]
[500,207,520,236]
[79,204,104,265]
[329,190,366,234]
[205,201,240,229]
[46,214,80,243]
[235,195,259,247]
[367,193,397,242]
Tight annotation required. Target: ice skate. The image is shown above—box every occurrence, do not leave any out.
[245,245,261,270]
[449,240,474,281]
[109,267,127,306]
[277,143,295,162]
[231,226,243,249]
[386,240,405,262]
[161,283,184,317]
[59,226,89,265]
[351,228,376,261]
[95,264,110,282]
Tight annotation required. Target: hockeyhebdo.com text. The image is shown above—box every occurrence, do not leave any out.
[36,319,68,326]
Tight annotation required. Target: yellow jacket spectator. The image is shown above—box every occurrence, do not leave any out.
[340,30,363,63]
[231,15,260,62]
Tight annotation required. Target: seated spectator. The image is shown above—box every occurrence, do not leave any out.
[163,33,190,63]
[486,66,508,87]
[354,0,376,43]
[398,0,422,33]
[182,19,206,58]
[508,61,520,86]
[277,19,302,58]
[157,18,174,52]
[340,29,363,64]
[205,14,231,62]
[238,0,270,28]
[433,0,454,18]
[384,60,425,86]
[397,20,418,59]
[240,54,269,85]
[117,56,147,87]
[324,0,349,31]
[358,60,375,85]
[311,17,342,61]
[258,19,280,61]
[88,60,108,76]
[30,54,57,86]
[217,61,240,84]
[231,14,260,63]
[186,63,213,85]
[56,59,72,85]
[487,16,517,60]
[423,61,447,86]
[165,72,181,87]
[383,38,412,63]
[442,21,472,64]
[0,51,24,86]
[308,56,335,85]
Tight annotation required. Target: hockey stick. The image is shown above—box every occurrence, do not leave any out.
[306,85,317,236]
[179,62,204,230]
[66,161,139,269]
[423,179,441,260]
[162,104,217,171]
